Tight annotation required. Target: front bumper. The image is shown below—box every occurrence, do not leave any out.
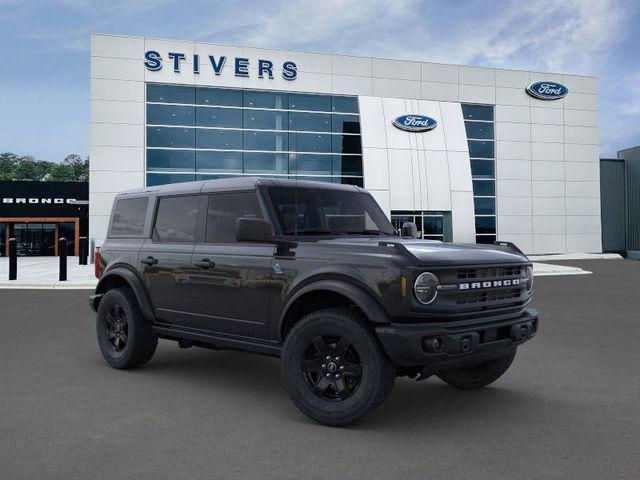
[375,308,538,371]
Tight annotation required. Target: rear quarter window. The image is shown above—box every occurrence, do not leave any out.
[110,197,149,236]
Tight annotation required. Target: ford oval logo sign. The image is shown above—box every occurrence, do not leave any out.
[392,114,437,132]
[526,81,569,100]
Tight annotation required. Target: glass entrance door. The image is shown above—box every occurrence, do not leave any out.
[12,223,57,256]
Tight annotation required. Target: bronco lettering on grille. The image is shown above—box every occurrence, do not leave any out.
[459,279,520,290]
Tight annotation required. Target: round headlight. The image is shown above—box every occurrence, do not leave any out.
[526,265,534,293]
[414,272,439,305]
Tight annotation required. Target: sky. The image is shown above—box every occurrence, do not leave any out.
[0,0,638,162]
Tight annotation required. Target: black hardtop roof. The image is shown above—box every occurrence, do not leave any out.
[117,177,363,197]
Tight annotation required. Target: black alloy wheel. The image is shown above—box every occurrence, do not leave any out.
[96,288,158,369]
[281,308,396,427]
[301,335,363,401]
[105,304,129,352]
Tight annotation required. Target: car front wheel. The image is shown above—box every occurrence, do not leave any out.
[281,308,395,427]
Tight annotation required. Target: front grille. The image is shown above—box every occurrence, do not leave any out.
[456,287,522,305]
[457,266,522,280]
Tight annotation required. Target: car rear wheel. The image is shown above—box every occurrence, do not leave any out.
[437,350,516,390]
[96,288,158,369]
[281,308,395,427]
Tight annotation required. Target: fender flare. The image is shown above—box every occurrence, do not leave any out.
[95,267,155,322]
[279,279,390,335]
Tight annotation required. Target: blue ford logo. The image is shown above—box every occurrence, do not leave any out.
[526,81,569,100]
[392,114,437,132]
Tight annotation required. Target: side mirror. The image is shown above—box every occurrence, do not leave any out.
[235,218,274,243]
[401,222,418,239]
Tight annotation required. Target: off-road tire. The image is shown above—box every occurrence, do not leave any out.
[96,288,158,369]
[437,350,516,390]
[281,308,396,427]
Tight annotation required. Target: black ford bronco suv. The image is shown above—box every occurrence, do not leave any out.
[91,177,537,426]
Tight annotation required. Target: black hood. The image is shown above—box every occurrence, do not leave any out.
[316,237,529,266]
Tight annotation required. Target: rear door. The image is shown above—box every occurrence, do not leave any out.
[189,191,274,339]
[139,194,204,326]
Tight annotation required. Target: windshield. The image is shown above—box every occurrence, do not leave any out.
[267,187,396,237]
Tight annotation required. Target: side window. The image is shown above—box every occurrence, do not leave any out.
[206,192,262,243]
[110,197,148,236]
[154,195,200,243]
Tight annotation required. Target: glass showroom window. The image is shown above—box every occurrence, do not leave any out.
[462,104,496,244]
[390,211,449,241]
[145,84,363,187]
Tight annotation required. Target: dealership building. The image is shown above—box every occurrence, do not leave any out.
[90,33,601,254]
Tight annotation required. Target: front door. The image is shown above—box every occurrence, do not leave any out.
[189,191,274,339]
[13,223,56,256]
[139,194,202,326]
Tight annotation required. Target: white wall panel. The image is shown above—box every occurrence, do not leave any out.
[358,96,387,149]
[91,123,143,147]
[421,63,458,83]
[424,150,452,210]
[564,92,598,110]
[373,78,420,98]
[459,84,495,104]
[495,87,529,106]
[362,148,389,190]
[531,124,564,143]
[564,109,598,127]
[530,107,563,125]
[497,180,532,197]
[532,181,565,197]
[332,74,373,95]
[566,162,599,181]
[533,234,566,254]
[533,197,565,216]
[496,105,529,123]
[373,58,420,80]
[91,56,144,81]
[495,69,529,88]
[496,196,532,216]
[387,149,416,209]
[496,160,531,180]
[90,146,144,172]
[533,216,566,234]
[92,79,144,102]
[531,142,564,162]
[91,100,144,125]
[562,74,597,94]
[92,34,143,59]
[567,216,601,234]
[459,66,495,86]
[497,141,531,160]
[566,181,600,198]
[566,198,601,216]
[496,122,530,142]
[440,102,468,152]
[498,215,533,234]
[565,143,599,162]
[566,234,601,252]
[447,151,473,192]
[532,161,565,181]
[332,55,372,76]
[420,82,458,102]
[497,233,533,252]
[450,191,476,243]
[564,126,598,145]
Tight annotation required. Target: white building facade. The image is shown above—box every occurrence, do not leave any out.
[90,33,602,254]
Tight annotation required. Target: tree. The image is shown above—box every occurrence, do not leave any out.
[0,152,89,182]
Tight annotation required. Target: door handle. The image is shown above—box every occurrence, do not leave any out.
[141,256,158,266]
[193,259,215,269]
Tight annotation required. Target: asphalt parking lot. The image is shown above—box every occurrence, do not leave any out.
[1,259,639,480]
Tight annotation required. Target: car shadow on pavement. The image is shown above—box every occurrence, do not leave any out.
[113,342,550,431]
